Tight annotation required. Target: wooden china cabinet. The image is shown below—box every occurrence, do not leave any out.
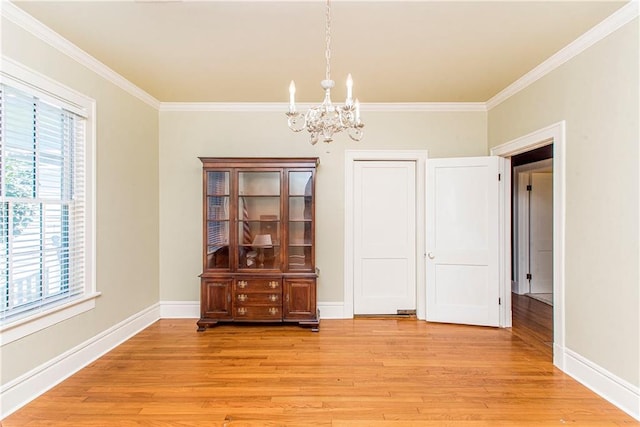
[197,157,319,332]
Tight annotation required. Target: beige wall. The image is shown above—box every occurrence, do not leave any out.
[1,20,160,384]
[158,110,487,303]
[489,18,639,387]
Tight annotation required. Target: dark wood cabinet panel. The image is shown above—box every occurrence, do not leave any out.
[197,158,319,332]
[197,279,233,331]
[284,278,318,331]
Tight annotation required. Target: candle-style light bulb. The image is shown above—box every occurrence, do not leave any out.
[289,80,296,113]
[346,74,353,105]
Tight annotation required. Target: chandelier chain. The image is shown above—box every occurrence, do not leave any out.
[324,0,331,82]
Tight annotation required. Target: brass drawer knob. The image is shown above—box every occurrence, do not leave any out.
[268,307,279,315]
[268,281,279,289]
[269,294,279,302]
[238,280,248,289]
[237,307,247,315]
[237,294,248,302]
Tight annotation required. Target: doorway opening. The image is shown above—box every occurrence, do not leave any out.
[492,120,565,369]
[512,145,553,303]
[511,144,554,357]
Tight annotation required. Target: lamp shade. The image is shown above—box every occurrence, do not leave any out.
[252,234,273,247]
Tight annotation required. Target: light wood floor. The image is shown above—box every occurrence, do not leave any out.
[3,295,637,426]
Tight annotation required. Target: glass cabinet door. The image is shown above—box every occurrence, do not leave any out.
[206,171,230,269]
[288,171,313,270]
[237,171,281,270]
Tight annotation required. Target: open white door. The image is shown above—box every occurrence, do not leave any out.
[426,156,500,326]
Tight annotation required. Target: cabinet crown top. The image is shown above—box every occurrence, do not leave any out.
[199,157,319,167]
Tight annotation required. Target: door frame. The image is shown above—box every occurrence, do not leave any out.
[344,150,427,319]
[491,121,566,368]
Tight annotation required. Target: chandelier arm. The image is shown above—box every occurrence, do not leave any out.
[286,111,306,132]
[336,109,349,130]
[348,127,364,142]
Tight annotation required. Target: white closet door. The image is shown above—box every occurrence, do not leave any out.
[354,161,416,315]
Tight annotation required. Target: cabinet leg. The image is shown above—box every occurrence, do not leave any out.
[196,319,219,332]
[298,320,319,332]
[298,309,320,332]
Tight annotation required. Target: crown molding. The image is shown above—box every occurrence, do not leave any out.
[487,0,639,110]
[364,102,486,112]
[2,1,160,110]
[4,0,636,113]
[159,102,286,112]
[159,102,487,112]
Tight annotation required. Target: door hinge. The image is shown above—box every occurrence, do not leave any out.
[526,273,532,280]
[499,297,501,305]
[498,173,501,181]
[526,184,532,191]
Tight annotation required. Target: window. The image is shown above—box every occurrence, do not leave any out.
[0,60,96,343]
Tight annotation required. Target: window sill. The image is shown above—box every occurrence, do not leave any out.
[0,292,102,346]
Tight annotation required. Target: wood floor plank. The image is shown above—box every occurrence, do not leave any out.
[3,298,638,426]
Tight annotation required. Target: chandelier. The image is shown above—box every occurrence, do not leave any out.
[286,0,364,145]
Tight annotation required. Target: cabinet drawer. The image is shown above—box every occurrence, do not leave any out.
[234,305,282,320]
[235,292,281,305]
[235,278,282,292]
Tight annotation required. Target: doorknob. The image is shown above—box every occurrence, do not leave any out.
[427,252,435,259]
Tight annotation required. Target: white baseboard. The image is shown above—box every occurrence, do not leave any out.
[0,303,160,419]
[317,302,346,319]
[562,347,640,420]
[160,300,199,318]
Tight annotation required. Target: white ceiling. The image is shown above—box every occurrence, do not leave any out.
[11,0,628,103]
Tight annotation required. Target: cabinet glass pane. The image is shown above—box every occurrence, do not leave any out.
[207,196,229,220]
[239,196,279,220]
[207,221,229,269]
[238,172,280,196]
[289,221,312,245]
[288,246,312,270]
[289,196,312,221]
[289,171,313,196]
[236,170,281,271]
[207,171,229,195]
[205,170,230,269]
[238,240,281,270]
[237,221,281,246]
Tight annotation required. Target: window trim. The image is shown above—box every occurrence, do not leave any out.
[0,57,98,345]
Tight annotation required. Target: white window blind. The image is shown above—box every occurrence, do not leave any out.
[0,83,87,323]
